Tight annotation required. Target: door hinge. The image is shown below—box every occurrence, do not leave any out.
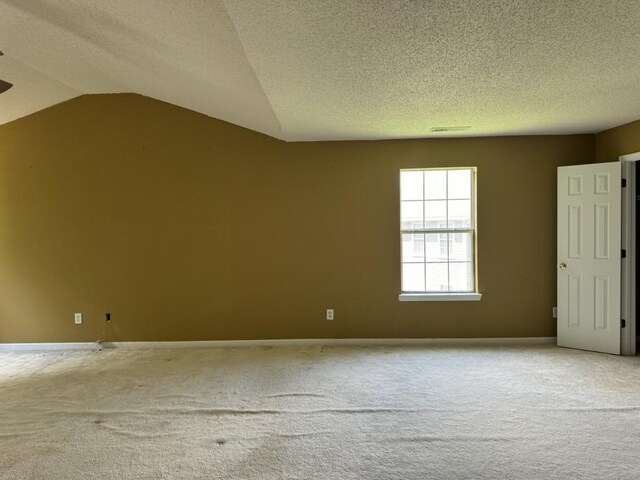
[622,249,627,258]
[622,178,627,187]
[622,319,626,328]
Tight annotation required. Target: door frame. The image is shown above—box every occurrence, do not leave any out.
[620,151,640,356]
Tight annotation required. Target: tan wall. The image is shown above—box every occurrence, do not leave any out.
[0,94,595,342]
[595,119,640,162]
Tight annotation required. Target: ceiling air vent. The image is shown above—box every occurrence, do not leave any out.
[430,126,471,132]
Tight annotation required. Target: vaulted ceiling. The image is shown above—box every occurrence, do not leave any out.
[1,1,639,141]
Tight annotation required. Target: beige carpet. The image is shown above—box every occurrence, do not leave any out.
[1,345,639,479]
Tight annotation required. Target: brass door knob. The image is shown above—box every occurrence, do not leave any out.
[559,263,567,270]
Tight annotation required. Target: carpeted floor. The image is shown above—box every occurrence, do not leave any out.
[1,344,639,479]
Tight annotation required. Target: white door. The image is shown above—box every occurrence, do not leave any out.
[557,162,621,354]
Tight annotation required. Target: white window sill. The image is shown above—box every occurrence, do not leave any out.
[398,293,482,302]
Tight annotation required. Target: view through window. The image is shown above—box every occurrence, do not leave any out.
[400,168,476,293]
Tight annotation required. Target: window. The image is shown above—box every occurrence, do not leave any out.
[399,168,480,301]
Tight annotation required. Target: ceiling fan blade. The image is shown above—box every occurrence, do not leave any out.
[0,79,13,93]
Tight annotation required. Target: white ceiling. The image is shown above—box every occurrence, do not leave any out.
[1,0,640,142]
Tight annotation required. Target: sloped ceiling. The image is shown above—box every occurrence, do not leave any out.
[1,0,640,141]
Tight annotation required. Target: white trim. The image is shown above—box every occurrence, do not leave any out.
[0,336,554,351]
[103,337,552,348]
[400,228,474,234]
[619,152,640,162]
[620,152,640,356]
[0,342,99,351]
[399,293,482,302]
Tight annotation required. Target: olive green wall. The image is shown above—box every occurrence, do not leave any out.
[595,119,640,163]
[0,94,595,342]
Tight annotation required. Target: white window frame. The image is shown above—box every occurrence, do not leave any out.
[398,167,481,302]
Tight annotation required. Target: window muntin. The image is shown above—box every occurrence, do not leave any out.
[400,168,476,293]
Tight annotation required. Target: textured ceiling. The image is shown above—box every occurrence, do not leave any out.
[1,1,640,141]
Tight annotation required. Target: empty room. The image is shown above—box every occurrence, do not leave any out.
[1,1,640,479]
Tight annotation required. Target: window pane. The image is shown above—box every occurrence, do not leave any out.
[425,263,449,292]
[401,201,423,230]
[449,262,473,292]
[424,200,446,227]
[438,232,451,259]
[448,199,471,228]
[402,263,425,291]
[448,169,471,199]
[402,234,425,263]
[449,232,473,262]
[425,233,447,262]
[400,171,423,200]
[424,170,447,200]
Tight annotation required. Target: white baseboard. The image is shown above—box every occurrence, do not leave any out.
[0,337,557,351]
[0,342,100,351]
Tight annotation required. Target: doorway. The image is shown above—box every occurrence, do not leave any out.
[620,152,640,355]
[630,164,640,355]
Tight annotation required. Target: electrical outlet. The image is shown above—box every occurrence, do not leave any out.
[552,306,558,318]
[74,313,83,325]
[326,309,334,320]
